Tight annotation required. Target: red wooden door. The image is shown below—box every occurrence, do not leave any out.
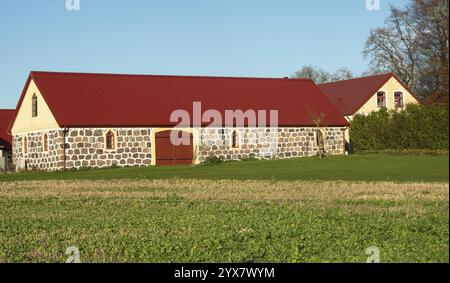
[155,130,193,166]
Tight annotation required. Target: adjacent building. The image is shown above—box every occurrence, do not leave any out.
[319,73,420,118]
[0,109,15,170]
[319,73,420,149]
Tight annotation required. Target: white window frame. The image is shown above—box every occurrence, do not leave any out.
[393,90,404,109]
[376,90,387,108]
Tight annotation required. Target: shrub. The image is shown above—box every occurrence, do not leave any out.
[350,104,449,152]
[201,156,225,166]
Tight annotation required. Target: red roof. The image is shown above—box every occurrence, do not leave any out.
[319,73,416,115]
[0,109,15,148]
[11,71,348,129]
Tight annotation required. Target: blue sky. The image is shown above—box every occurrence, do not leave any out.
[0,0,407,108]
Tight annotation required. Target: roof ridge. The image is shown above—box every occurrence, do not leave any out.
[30,71,314,82]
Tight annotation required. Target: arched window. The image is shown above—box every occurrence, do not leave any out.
[105,130,115,150]
[43,133,48,152]
[32,94,38,117]
[232,130,238,148]
[24,136,27,153]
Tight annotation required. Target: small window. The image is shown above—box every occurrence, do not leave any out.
[394,91,403,108]
[24,136,27,153]
[32,94,38,117]
[316,130,324,148]
[377,91,386,108]
[105,130,115,150]
[218,128,225,144]
[231,130,238,148]
[43,133,48,152]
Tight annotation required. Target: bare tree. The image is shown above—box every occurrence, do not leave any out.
[363,0,449,103]
[363,6,420,93]
[292,65,354,84]
[412,0,449,104]
[306,105,326,159]
[292,65,332,84]
[331,67,354,81]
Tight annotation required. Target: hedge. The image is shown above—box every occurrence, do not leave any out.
[350,104,449,151]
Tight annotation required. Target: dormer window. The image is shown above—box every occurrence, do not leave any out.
[32,94,38,117]
[377,91,386,108]
[394,91,404,108]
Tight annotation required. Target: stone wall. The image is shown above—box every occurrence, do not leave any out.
[12,129,64,171]
[196,127,345,162]
[12,126,345,171]
[63,128,152,169]
[12,128,152,171]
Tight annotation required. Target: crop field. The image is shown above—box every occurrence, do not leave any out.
[0,155,448,263]
[0,180,448,263]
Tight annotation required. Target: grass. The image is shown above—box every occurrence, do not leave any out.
[0,154,448,182]
[0,154,448,262]
[0,179,448,263]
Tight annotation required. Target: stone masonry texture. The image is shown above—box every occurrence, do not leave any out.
[13,128,152,171]
[196,127,345,162]
[12,127,345,171]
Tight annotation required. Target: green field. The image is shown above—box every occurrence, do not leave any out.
[0,154,448,182]
[0,154,448,263]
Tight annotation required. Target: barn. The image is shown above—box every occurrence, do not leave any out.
[8,71,348,171]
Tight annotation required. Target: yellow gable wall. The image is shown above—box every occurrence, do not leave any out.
[355,77,419,116]
[11,79,59,134]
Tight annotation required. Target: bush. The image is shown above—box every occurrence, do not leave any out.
[350,104,449,152]
[201,156,225,166]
